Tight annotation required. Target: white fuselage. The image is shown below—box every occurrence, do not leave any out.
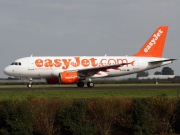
[3,56,171,79]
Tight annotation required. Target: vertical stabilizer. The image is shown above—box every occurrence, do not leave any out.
[133,26,168,57]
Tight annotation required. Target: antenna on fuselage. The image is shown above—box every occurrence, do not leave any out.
[30,54,33,57]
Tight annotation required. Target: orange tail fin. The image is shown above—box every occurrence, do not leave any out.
[133,26,168,57]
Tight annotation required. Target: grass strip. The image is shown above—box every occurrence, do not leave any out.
[0,88,180,100]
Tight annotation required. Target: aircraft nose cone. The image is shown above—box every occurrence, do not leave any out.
[3,66,11,76]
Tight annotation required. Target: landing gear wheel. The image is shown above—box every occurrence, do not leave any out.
[87,82,94,88]
[77,82,84,87]
[27,78,33,88]
[27,83,32,88]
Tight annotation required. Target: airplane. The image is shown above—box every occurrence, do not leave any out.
[3,26,176,88]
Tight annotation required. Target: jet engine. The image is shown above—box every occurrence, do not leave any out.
[59,72,79,84]
[46,72,79,84]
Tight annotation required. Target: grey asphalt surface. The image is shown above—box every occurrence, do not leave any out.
[0,85,179,91]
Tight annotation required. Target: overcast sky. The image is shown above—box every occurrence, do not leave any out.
[0,0,179,78]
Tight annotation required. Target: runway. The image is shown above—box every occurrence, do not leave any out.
[0,84,179,91]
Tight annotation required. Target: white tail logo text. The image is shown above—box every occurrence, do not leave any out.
[144,29,163,52]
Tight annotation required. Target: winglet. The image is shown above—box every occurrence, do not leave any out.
[133,26,168,57]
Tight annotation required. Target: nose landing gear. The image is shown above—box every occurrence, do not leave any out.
[27,78,33,88]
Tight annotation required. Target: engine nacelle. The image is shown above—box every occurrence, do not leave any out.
[59,72,79,84]
[46,72,79,84]
[46,78,59,84]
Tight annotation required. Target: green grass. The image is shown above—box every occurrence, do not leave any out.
[0,84,180,100]
[0,89,179,100]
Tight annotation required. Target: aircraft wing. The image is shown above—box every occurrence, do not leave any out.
[78,63,128,72]
[66,63,129,77]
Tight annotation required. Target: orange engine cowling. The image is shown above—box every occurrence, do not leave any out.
[46,78,59,84]
[59,72,79,84]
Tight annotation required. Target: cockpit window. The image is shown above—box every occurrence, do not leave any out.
[11,62,21,66]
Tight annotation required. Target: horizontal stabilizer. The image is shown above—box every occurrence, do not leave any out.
[148,59,177,65]
[149,59,177,64]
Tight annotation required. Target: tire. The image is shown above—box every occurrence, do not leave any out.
[27,83,32,88]
[87,82,94,88]
[77,82,84,87]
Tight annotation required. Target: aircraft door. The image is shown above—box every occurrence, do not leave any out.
[28,57,34,70]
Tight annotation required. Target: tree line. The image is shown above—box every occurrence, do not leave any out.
[137,67,174,78]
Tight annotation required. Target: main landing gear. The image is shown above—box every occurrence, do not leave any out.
[87,82,94,87]
[77,81,84,87]
[77,81,94,88]
[27,78,33,88]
